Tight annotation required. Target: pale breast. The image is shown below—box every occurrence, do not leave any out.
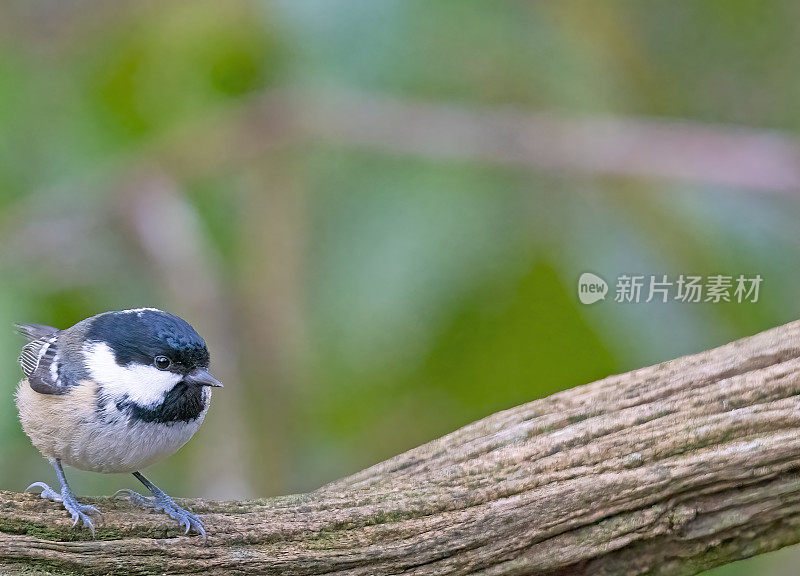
[15,379,208,473]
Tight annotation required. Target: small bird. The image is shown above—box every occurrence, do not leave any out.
[14,308,222,538]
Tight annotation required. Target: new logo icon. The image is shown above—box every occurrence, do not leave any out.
[578,272,608,304]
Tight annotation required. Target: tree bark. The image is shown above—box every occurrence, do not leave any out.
[2,320,800,575]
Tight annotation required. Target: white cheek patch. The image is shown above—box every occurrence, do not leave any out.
[83,341,182,407]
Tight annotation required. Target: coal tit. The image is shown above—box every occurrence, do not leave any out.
[14,308,223,538]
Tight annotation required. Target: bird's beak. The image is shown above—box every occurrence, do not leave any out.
[184,368,224,388]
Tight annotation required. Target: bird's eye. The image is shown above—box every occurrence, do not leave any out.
[154,356,172,370]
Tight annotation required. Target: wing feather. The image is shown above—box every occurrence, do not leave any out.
[15,324,68,395]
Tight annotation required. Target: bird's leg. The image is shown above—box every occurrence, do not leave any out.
[26,458,98,537]
[114,471,205,538]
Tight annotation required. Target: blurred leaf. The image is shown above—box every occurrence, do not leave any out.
[87,2,279,141]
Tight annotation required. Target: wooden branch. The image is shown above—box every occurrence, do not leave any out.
[3,321,800,575]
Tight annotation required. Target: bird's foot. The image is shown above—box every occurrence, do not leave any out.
[114,488,205,539]
[26,482,99,537]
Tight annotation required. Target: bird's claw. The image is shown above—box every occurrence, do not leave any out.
[27,481,98,537]
[26,481,62,502]
[113,488,149,506]
[116,488,206,539]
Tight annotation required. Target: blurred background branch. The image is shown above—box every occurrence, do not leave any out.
[263,90,800,194]
[128,89,800,194]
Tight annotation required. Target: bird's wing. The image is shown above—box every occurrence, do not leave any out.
[16,325,69,395]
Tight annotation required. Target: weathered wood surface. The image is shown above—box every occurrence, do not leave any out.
[2,320,800,575]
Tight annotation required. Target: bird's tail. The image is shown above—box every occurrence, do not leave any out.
[14,323,59,343]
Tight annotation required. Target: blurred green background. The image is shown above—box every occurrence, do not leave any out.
[1,1,798,574]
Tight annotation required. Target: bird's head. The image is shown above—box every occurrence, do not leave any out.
[81,308,222,410]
